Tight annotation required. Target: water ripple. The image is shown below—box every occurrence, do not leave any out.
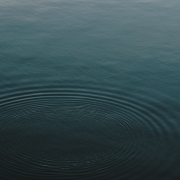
[0,87,179,179]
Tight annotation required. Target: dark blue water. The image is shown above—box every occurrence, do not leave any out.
[1,0,180,179]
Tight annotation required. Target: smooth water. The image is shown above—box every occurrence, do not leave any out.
[0,0,180,179]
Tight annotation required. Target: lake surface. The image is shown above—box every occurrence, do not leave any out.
[0,0,180,179]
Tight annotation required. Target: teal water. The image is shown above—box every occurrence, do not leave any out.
[0,0,180,179]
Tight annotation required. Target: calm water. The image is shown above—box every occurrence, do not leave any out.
[0,0,180,179]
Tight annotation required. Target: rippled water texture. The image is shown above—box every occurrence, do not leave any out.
[1,0,180,179]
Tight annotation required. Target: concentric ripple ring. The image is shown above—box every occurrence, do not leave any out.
[0,88,179,180]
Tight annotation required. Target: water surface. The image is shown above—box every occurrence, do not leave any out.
[0,0,180,179]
